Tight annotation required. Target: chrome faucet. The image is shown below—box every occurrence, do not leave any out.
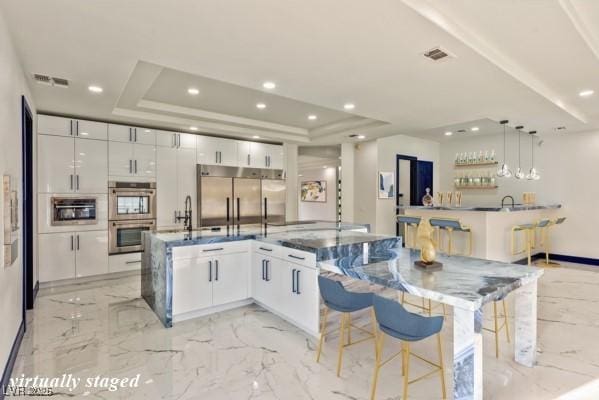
[176,195,193,233]
[501,195,515,208]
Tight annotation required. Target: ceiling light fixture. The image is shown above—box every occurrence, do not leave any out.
[187,88,199,95]
[189,126,198,131]
[252,135,260,139]
[444,131,453,136]
[343,103,355,110]
[323,166,328,169]
[496,120,512,178]
[357,135,366,139]
[579,89,594,97]
[308,115,317,120]
[515,126,525,179]
[88,85,103,93]
[262,81,276,90]
[527,131,540,180]
[471,126,479,131]
[256,103,266,109]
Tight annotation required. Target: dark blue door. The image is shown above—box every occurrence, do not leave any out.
[411,160,433,206]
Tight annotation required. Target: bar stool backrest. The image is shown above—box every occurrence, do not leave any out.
[397,216,421,225]
[429,218,462,230]
[555,217,566,225]
[536,219,551,228]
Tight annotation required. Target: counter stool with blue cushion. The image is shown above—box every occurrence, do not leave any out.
[397,215,422,249]
[429,218,472,256]
[316,276,376,377]
[511,222,537,266]
[370,295,446,400]
[535,217,566,268]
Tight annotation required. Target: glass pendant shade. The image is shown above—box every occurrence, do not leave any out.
[496,120,512,178]
[515,126,524,179]
[526,167,540,180]
[515,167,525,179]
[526,131,540,180]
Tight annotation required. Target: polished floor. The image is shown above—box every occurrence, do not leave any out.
[12,263,599,399]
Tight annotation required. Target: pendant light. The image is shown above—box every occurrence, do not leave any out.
[496,120,512,178]
[526,131,540,180]
[515,125,525,179]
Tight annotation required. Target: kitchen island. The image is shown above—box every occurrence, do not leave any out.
[141,221,400,333]
[320,245,544,400]
[403,204,561,262]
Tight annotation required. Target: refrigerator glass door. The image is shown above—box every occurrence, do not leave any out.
[233,178,262,225]
[262,179,286,224]
[199,177,232,227]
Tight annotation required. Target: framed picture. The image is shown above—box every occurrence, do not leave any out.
[378,171,395,199]
[301,181,327,202]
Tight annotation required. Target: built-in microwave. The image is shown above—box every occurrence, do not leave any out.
[108,181,156,221]
[51,197,97,226]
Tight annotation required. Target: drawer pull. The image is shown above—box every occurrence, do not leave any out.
[288,254,305,260]
[125,260,141,265]
[203,247,224,252]
[258,247,273,252]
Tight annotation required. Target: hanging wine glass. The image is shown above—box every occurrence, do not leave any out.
[526,131,541,180]
[515,125,525,179]
[496,120,512,178]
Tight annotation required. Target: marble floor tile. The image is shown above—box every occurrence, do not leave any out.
[11,265,599,399]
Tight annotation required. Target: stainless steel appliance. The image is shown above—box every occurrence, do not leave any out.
[197,165,285,227]
[108,181,156,255]
[109,181,156,221]
[109,219,155,254]
[51,197,97,226]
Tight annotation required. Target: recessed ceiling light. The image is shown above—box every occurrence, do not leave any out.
[579,89,594,97]
[471,127,479,131]
[88,85,103,93]
[256,103,266,109]
[343,103,355,110]
[187,87,199,95]
[252,135,260,139]
[323,166,328,169]
[444,131,453,136]
[144,129,151,133]
[262,81,276,90]
[357,134,366,139]
[189,126,198,131]
[308,115,317,120]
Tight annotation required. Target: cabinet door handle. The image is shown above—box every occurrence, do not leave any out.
[247,154,250,166]
[177,134,181,148]
[134,128,137,142]
[129,160,132,174]
[129,128,132,142]
[125,260,141,265]
[262,260,266,280]
[172,134,176,148]
[70,120,73,136]
[70,174,73,190]
[258,247,272,252]
[70,235,74,251]
[291,268,297,293]
[76,175,80,190]
[215,259,219,281]
[295,269,301,294]
[76,235,80,250]
[265,260,270,282]
[202,247,223,252]
[288,254,305,261]
[134,159,138,174]
[215,151,218,164]
[209,260,212,282]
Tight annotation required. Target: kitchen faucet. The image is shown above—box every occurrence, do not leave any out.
[501,195,515,208]
[176,195,193,233]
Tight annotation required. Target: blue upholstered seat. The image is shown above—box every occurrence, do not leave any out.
[429,218,470,232]
[397,216,421,225]
[536,219,551,228]
[318,276,374,313]
[373,295,443,342]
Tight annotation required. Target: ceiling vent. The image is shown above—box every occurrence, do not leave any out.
[32,74,69,88]
[423,47,454,62]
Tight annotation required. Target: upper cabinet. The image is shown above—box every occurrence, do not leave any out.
[237,141,284,169]
[38,115,107,140]
[108,141,156,178]
[108,124,156,145]
[197,136,237,166]
[156,131,196,149]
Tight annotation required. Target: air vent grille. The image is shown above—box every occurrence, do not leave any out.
[32,74,69,88]
[423,47,454,62]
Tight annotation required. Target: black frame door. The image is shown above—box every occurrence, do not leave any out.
[21,96,36,314]
[395,154,434,237]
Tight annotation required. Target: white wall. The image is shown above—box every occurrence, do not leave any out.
[439,131,599,259]
[354,140,378,231]
[340,143,354,222]
[284,143,299,221]
[298,167,337,221]
[0,10,35,377]
[375,135,440,235]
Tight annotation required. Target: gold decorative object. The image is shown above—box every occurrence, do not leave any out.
[454,191,462,208]
[436,192,444,206]
[414,218,443,270]
[445,191,453,207]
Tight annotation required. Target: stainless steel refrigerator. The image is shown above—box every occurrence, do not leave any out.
[197,165,285,227]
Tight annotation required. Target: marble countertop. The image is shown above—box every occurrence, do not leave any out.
[402,204,561,212]
[319,248,543,310]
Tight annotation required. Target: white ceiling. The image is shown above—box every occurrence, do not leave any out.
[2,0,598,144]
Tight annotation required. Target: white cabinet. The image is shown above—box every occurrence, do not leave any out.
[197,136,237,166]
[74,139,107,193]
[173,257,213,315]
[236,141,283,169]
[109,252,141,273]
[38,115,107,140]
[212,252,249,305]
[38,232,76,282]
[156,146,196,229]
[109,141,156,178]
[108,124,155,145]
[157,131,196,149]
[38,135,107,193]
[75,231,108,278]
[284,262,319,332]
[251,252,283,308]
[178,133,197,149]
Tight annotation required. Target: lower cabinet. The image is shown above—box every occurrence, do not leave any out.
[38,230,108,282]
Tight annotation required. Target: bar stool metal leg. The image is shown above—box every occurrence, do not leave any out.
[316,307,329,362]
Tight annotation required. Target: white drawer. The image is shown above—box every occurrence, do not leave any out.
[109,253,141,273]
[282,248,316,269]
[172,240,250,260]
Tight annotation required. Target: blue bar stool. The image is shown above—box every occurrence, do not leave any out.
[370,295,446,400]
[511,222,537,265]
[429,218,472,256]
[535,217,566,268]
[316,276,376,377]
[397,215,421,249]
